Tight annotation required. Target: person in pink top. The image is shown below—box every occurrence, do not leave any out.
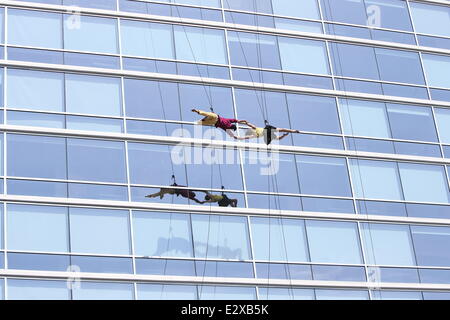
[191,109,249,138]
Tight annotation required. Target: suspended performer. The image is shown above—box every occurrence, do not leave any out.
[145,183,203,204]
[191,109,248,138]
[200,191,238,207]
[234,121,300,145]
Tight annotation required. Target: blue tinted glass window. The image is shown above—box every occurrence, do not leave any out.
[224,0,272,14]
[272,0,319,19]
[258,287,315,300]
[198,286,256,300]
[411,226,450,267]
[120,20,174,59]
[422,54,450,89]
[375,48,425,85]
[72,282,134,300]
[65,74,122,116]
[137,284,197,300]
[8,9,62,48]
[128,143,186,186]
[8,253,70,271]
[312,265,366,281]
[133,211,193,257]
[372,290,422,300]
[63,0,117,10]
[64,15,118,53]
[287,94,341,134]
[365,0,413,31]
[7,279,70,300]
[7,204,69,252]
[350,159,403,201]
[68,183,128,201]
[192,214,251,260]
[67,138,127,183]
[361,223,415,266]
[386,104,438,142]
[66,116,123,133]
[8,134,67,179]
[71,255,133,274]
[251,217,309,262]
[435,108,450,144]
[174,25,227,65]
[330,43,378,80]
[297,155,352,197]
[410,2,450,38]
[423,292,450,300]
[315,289,369,300]
[69,208,131,255]
[320,0,366,25]
[306,220,363,264]
[124,79,180,120]
[228,31,281,69]
[8,69,64,112]
[339,99,390,138]
[7,111,65,129]
[398,163,449,203]
[7,179,67,198]
[278,37,329,74]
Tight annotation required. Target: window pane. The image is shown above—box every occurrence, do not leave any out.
[278,37,329,74]
[192,214,251,260]
[398,163,449,203]
[7,204,69,252]
[67,138,127,183]
[339,99,390,138]
[272,0,319,19]
[422,54,450,89]
[350,159,403,201]
[64,15,118,53]
[8,9,62,48]
[251,217,309,262]
[228,31,281,69]
[361,223,415,266]
[386,104,438,142]
[375,48,425,85]
[315,289,369,300]
[365,0,413,31]
[133,211,193,257]
[198,286,256,300]
[435,108,450,144]
[124,79,180,120]
[120,20,174,59]
[258,287,315,300]
[411,226,450,267]
[320,0,367,25]
[137,284,197,300]
[297,155,352,197]
[8,69,64,112]
[372,290,422,300]
[8,252,70,272]
[410,2,450,38]
[287,94,341,134]
[8,134,67,180]
[69,208,130,255]
[330,43,378,80]
[306,220,362,264]
[174,25,227,65]
[65,74,122,116]
[7,279,70,300]
[72,282,134,300]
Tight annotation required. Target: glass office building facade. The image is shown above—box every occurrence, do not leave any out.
[0,0,448,300]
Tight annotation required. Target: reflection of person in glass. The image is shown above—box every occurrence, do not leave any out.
[200,191,238,207]
[146,183,203,204]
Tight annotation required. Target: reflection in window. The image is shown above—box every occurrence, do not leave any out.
[422,54,450,89]
[65,74,122,117]
[410,2,450,38]
[192,214,251,260]
[137,284,197,300]
[8,9,62,49]
[361,223,415,266]
[272,0,319,19]
[411,226,450,267]
[174,25,227,65]
[7,204,69,253]
[7,279,70,300]
[306,220,362,264]
[63,14,118,53]
[69,208,131,255]
[132,211,193,258]
[435,108,450,144]
[8,69,64,112]
[120,20,174,59]
[8,134,67,180]
[251,217,309,262]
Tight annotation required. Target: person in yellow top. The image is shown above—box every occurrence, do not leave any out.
[192,108,249,138]
[234,121,300,144]
[200,191,238,207]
